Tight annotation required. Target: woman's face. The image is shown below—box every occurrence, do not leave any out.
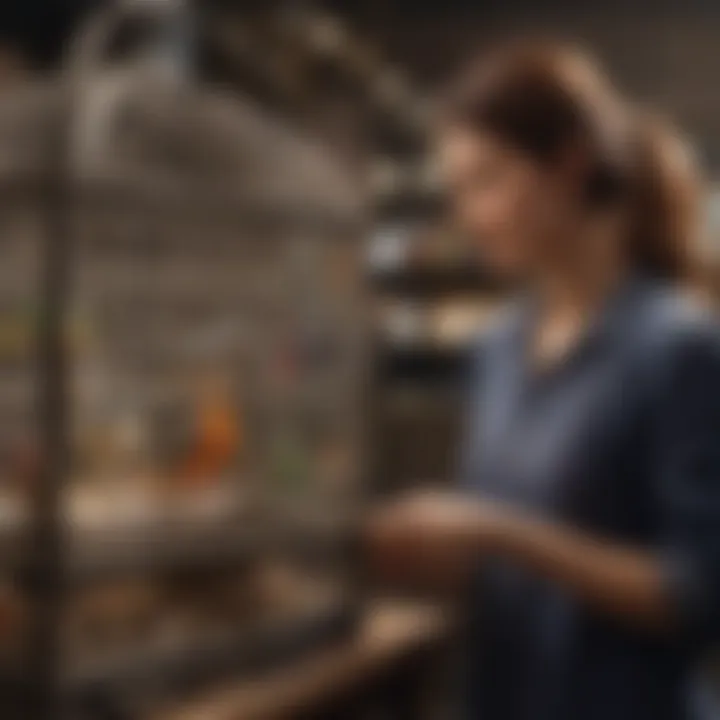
[438,125,579,277]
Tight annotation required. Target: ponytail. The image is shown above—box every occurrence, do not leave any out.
[627,115,704,288]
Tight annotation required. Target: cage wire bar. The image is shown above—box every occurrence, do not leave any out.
[0,1,367,718]
[27,8,197,718]
[24,52,75,720]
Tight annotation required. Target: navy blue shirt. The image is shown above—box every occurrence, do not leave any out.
[459,279,720,720]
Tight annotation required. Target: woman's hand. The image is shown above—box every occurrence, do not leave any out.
[364,490,510,591]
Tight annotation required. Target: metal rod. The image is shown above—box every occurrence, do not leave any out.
[23,85,74,718]
[22,4,193,715]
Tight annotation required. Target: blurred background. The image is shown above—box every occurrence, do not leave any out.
[0,1,719,719]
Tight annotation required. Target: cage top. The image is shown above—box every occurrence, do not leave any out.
[0,73,365,228]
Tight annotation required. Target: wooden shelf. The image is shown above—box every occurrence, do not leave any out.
[374,192,443,221]
[2,516,354,583]
[67,602,355,710]
[370,265,505,297]
[376,344,468,383]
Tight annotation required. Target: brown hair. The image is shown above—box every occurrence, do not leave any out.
[443,42,703,285]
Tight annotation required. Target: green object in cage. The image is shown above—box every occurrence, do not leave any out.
[271,430,311,494]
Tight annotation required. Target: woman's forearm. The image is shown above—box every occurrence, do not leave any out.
[485,509,673,631]
[367,492,676,630]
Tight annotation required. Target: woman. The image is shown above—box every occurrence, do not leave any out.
[368,43,720,720]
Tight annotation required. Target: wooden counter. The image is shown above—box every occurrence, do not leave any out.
[151,601,453,720]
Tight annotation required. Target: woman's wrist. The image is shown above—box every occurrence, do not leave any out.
[466,499,523,554]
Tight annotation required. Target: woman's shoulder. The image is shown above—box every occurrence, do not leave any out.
[629,283,720,384]
[635,284,718,346]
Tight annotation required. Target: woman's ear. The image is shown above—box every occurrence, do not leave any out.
[550,140,593,201]
[560,139,624,206]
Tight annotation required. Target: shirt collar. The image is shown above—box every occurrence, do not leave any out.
[510,273,658,374]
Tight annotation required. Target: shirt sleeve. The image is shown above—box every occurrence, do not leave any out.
[652,320,720,653]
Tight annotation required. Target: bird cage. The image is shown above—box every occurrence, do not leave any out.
[0,4,367,719]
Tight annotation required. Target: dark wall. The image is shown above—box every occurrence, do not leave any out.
[0,0,104,67]
[331,1,720,171]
